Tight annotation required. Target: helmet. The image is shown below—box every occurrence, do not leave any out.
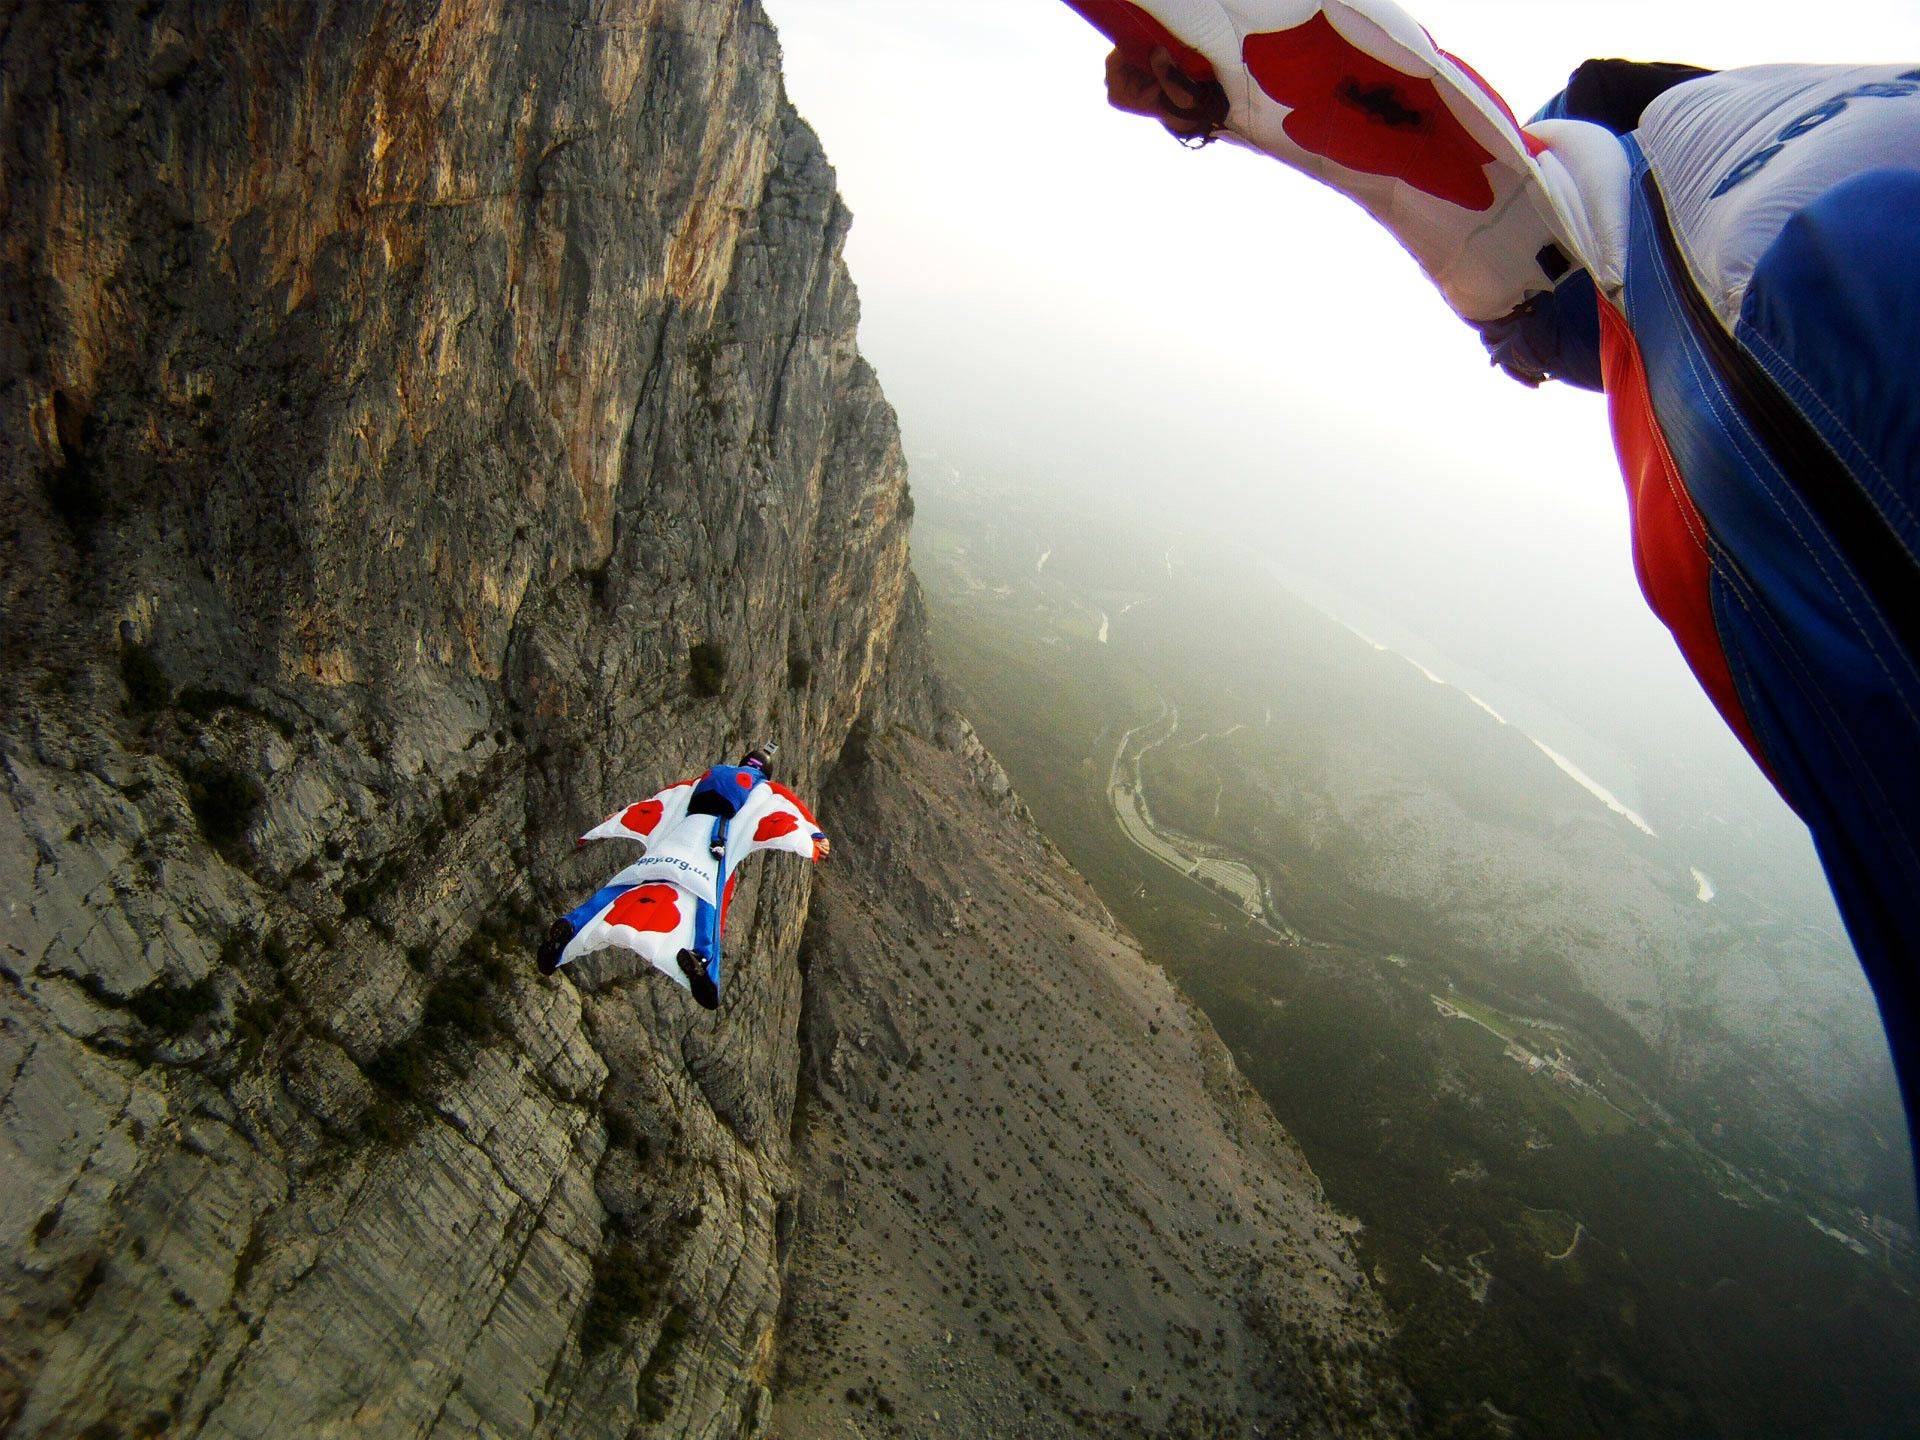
[743,742,778,778]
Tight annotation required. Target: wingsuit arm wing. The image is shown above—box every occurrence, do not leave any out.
[577,780,696,848]
[1063,0,1627,324]
[724,782,829,868]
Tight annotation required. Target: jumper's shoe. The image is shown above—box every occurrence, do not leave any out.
[536,919,575,977]
[677,948,721,1010]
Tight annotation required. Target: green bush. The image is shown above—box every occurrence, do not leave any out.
[579,1211,700,1362]
[355,927,515,1143]
[74,963,224,1044]
[357,1092,417,1146]
[787,653,812,691]
[363,1038,435,1104]
[688,640,727,698]
[422,965,501,1043]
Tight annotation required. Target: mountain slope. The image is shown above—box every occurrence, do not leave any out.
[780,721,1407,1439]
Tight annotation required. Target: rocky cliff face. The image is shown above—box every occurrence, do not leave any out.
[0,3,1402,1436]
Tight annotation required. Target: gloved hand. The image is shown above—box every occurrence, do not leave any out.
[1475,269,1605,393]
[1104,45,1229,141]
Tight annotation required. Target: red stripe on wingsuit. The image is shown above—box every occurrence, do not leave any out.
[1598,303,1775,782]
[1432,44,1548,158]
[1059,0,1217,83]
[768,781,819,827]
[1243,14,1497,211]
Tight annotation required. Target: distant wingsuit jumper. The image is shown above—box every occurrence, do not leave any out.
[537,746,829,1009]
[1063,0,1920,1143]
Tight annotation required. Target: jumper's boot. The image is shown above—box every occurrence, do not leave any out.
[536,919,575,977]
[677,948,720,1010]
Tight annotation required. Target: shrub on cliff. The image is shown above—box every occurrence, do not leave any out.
[356,931,512,1143]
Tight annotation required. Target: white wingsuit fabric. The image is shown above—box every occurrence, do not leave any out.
[1632,64,1920,329]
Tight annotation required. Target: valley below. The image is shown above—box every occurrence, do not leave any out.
[916,459,1920,1439]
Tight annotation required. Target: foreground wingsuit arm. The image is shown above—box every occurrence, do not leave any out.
[1061,0,1632,330]
[576,779,697,850]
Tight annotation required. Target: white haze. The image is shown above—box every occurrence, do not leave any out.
[763,0,1920,895]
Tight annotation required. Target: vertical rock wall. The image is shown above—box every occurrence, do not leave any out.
[1,4,907,1434]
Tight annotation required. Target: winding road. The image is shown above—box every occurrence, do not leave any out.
[1105,702,1307,943]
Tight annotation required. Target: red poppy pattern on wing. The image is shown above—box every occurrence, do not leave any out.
[619,799,664,836]
[1242,14,1498,211]
[606,884,683,935]
[753,812,800,843]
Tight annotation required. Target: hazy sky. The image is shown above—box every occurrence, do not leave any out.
[762,0,1920,830]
